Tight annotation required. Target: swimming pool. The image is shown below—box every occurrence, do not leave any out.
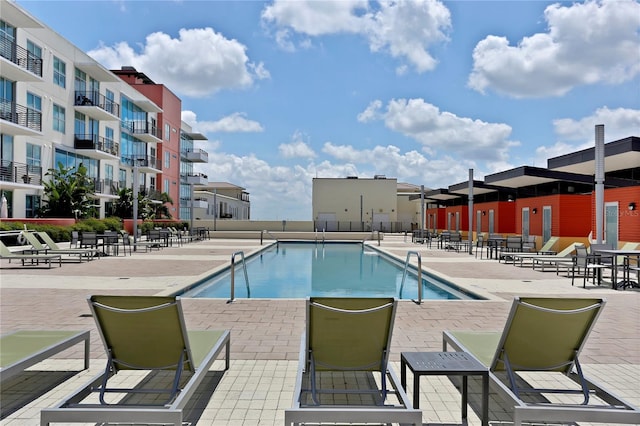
[180,242,479,300]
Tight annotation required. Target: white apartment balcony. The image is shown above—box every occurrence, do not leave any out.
[123,120,162,144]
[192,199,208,209]
[0,101,42,136]
[74,134,119,160]
[0,35,43,82]
[123,156,162,174]
[186,173,208,186]
[74,91,120,121]
[0,160,43,190]
[182,149,208,163]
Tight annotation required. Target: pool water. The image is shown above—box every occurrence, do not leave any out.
[182,242,477,300]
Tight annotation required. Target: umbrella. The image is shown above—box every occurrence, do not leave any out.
[1,193,8,218]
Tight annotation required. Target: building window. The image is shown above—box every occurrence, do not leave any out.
[119,168,126,189]
[53,104,65,133]
[26,92,41,112]
[25,195,41,218]
[164,178,169,193]
[164,151,170,168]
[26,143,41,167]
[164,123,170,142]
[53,56,66,88]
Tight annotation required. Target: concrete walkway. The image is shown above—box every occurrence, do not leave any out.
[1,234,638,425]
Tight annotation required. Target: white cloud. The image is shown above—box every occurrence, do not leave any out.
[552,107,640,142]
[261,0,451,73]
[357,100,383,122]
[533,107,640,166]
[185,112,264,133]
[360,98,518,162]
[88,28,269,97]
[279,131,317,159]
[194,133,479,219]
[468,0,640,97]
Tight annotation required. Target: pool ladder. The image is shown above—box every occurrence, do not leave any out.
[228,251,250,303]
[400,251,423,305]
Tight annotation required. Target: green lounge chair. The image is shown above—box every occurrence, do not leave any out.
[285,297,421,426]
[41,295,231,426]
[21,231,98,262]
[443,297,640,425]
[511,241,580,269]
[0,239,62,268]
[499,236,559,263]
[0,330,90,383]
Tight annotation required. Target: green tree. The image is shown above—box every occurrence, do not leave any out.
[39,162,96,218]
[111,187,156,220]
[151,192,174,219]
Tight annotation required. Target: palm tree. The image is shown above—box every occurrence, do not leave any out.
[151,192,174,219]
[40,162,95,218]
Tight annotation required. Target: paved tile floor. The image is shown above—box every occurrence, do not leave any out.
[1,234,638,425]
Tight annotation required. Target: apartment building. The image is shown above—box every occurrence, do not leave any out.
[193,182,250,221]
[0,0,212,221]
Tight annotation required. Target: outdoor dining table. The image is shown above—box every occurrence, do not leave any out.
[593,249,640,290]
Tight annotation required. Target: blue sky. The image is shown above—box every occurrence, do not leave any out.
[18,0,640,220]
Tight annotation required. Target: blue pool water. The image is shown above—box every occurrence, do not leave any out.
[181,242,478,300]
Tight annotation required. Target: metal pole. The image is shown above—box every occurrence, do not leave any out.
[189,183,194,233]
[213,188,217,231]
[420,184,425,240]
[468,169,474,255]
[132,163,139,251]
[594,125,605,245]
[360,195,363,232]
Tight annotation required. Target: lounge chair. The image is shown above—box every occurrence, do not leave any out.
[509,240,578,269]
[41,295,231,426]
[443,297,640,426]
[285,297,421,426]
[23,231,99,262]
[499,236,559,263]
[0,330,90,383]
[0,239,62,268]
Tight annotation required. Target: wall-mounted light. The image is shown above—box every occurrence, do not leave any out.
[532,208,538,214]
[482,211,486,216]
[629,202,636,211]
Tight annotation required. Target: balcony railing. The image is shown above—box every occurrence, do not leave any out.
[181,148,208,163]
[0,98,42,131]
[74,134,119,156]
[0,35,43,77]
[0,159,42,185]
[92,178,119,196]
[122,120,162,140]
[121,155,160,170]
[74,91,120,117]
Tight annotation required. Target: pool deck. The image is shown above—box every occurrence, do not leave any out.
[1,234,638,425]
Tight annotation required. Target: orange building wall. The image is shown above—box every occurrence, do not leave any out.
[474,201,516,234]
[131,84,183,219]
[593,186,640,244]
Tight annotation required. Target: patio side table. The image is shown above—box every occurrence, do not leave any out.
[400,351,489,426]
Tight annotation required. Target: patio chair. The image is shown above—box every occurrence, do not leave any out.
[1,330,90,383]
[32,231,99,261]
[0,239,62,268]
[443,297,640,426]
[510,240,576,269]
[571,245,611,288]
[285,297,421,426]
[499,236,559,264]
[41,295,231,426]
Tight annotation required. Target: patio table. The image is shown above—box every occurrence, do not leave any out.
[594,249,640,290]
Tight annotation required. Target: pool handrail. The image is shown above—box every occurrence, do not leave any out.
[400,251,422,305]
[228,251,249,303]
